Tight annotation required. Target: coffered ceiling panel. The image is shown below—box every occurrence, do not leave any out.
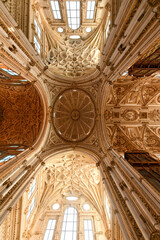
[104,74,160,155]
[0,83,44,147]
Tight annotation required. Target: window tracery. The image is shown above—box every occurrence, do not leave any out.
[86,1,96,19]
[60,207,78,240]
[84,219,94,240]
[43,219,57,240]
[66,1,80,30]
[50,0,62,19]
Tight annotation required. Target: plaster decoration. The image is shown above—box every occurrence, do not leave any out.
[27,151,108,231]
[53,89,96,142]
[0,83,44,147]
[121,110,138,121]
[86,79,103,102]
[48,39,101,78]
[156,94,160,104]
[45,82,64,102]
[47,131,64,147]
[105,110,112,121]
[104,76,160,154]
[82,128,99,148]
[150,232,160,240]
[1,0,30,37]
[142,86,158,105]
[43,8,108,78]
[148,110,160,121]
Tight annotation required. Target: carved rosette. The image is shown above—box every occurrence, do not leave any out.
[53,89,95,142]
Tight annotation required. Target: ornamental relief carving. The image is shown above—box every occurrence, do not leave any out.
[49,88,96,143]
[104,77,160,154]
[35,0,108,79]
[0,84,44,146]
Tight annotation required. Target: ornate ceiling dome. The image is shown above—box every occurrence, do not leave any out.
[53,89,95,142]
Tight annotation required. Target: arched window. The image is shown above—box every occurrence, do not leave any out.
[60,207,77,240]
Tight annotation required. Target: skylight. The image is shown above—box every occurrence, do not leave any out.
[66,1,80,30]
[0,155,15,163]
[86,1,95,19]
[66,196,78,201]
[1,68,18,76]
[70,35,80,39]
[57,27,63,33]
[86,27,91,32]
[52,203,60,210]
[50,1,61,19]
[34,36,41,54]
[34,19,41,39]
[83,203,90,211]
[122,70,128,76]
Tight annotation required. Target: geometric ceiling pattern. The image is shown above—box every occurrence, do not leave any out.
[104,75,160,155]
[53,89,95,142]
[30,151,106,225]
[35,0,110,78]
[0,83,44,147]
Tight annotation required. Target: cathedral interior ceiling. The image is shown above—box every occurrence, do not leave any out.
[0,1,160,239]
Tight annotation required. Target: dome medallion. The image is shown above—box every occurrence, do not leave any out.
[53,89,95,142]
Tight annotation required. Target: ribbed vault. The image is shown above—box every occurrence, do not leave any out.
[27,151,109,236]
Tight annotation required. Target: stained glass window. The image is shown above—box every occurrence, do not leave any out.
[1,68,18,76]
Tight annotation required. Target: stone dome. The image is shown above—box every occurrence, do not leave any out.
[53,89,95,142]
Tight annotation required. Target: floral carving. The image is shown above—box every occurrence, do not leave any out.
[104,77,160,154]
[0,84,44,146]
[148,110,160,121]
[122,110,138,121]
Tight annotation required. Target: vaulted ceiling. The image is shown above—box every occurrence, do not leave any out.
[104,73,160,156]
[33,0,110,78]
[0,68,44,147]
